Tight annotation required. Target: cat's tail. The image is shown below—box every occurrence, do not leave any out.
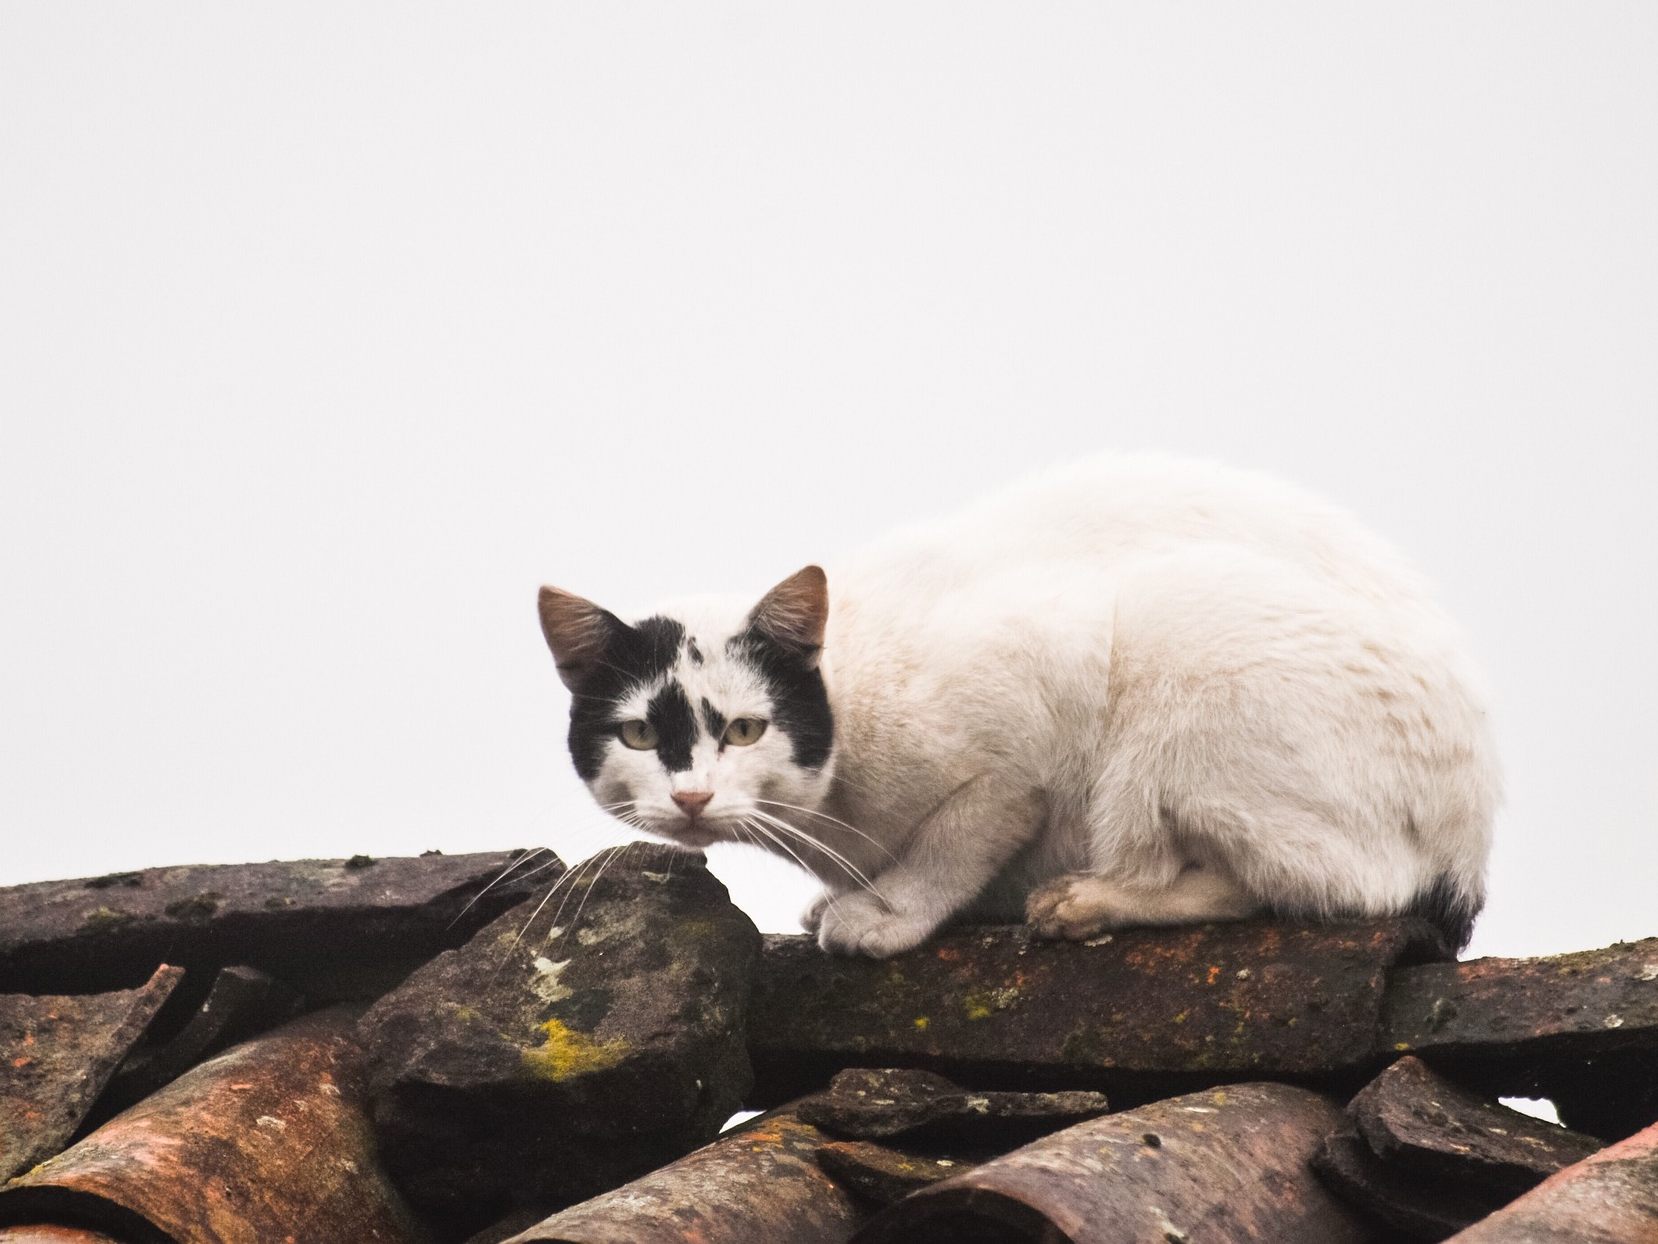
[1405,872,1484,954]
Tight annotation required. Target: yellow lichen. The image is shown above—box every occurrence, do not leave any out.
[962,986,1020,1021]
[521,1019,628,1080]
[913,1016,930,1031]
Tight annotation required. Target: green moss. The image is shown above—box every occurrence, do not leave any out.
[164,893,221,920]
[521,1019,628,1081]
[81,906,135,931]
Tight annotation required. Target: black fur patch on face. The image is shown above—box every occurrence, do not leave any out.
[727,627,833,769]
[647,680,697,773]
[566,615,686,780]
[701,697,727,742]
[686,638,704,665]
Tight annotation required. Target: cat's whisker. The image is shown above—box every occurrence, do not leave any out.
[738,816,849,929]
[747,808,883,897]
[446,846,552,930]
[753,798,895,860]
[491,851,604,985]
[554,838,641,947]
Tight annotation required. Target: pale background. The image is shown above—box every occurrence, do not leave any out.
[3,4,1654,964]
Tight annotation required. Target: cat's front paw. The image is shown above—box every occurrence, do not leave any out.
[799,890,832,934]
[1026,874,1121,941]
[816,892,934,958]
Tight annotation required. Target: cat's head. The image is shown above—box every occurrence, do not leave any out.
[537,566,835,850]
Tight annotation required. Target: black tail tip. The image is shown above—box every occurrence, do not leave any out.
[1406,875,1482,953]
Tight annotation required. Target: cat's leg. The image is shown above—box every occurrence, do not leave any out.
[816,780,1046,958]
[1027,861,1261,941]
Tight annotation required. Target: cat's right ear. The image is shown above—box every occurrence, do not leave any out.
[537,586,625,691]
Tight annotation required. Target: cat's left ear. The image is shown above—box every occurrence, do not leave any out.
[749,565,829,667]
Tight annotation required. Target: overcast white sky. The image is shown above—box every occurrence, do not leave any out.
[2,4,1653,961]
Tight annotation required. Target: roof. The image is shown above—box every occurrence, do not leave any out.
[1,844,1654,1243]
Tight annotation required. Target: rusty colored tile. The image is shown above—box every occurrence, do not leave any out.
[0,849,560,1001]
[0,1009,431,1244]
[750,919,1446,1104]
[853,1083,1369,1244]
[503,1112,862,1244]
[99,965,301,1116]
[815,1139,974,1208]
[0,965,183,1183]
[360,844,761,1238]
[799,1068,1109,1144]
[1381,937,1658,1137]
[1443,1116,1658,1243]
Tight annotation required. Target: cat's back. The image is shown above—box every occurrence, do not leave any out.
[833,452,1435,617]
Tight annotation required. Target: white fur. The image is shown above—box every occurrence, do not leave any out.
[582,453,1500,958]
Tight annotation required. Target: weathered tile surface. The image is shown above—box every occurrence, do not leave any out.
[1443,1116,1658,1243]
[100,964,302,1116]
[1353,1056,1602,1194]
[1382,937,1658,1138]
[814,1139,973,1208]
[853,1082,1369,1244]
[799,1067,1109,1144]
[751,919,1446,1103]
[360,843,760,1236]
[0,965,182,1183]
[504,1112,861,1244]
[1313,1123,1492,1241]
[0,849,559,1001]
[0,1009,430,1243]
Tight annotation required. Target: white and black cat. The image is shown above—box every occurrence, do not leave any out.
[538,454,1499,957]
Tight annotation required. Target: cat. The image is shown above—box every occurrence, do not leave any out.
[537,453,1499,958]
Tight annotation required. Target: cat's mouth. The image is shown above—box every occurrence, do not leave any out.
[642,816,729,851]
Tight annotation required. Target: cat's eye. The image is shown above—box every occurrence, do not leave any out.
[724,717,767,747]
[618,719,658,750]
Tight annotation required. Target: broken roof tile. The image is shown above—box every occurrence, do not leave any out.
[1351,1056,1603,1195]
[1313,1122,1490,1241]
[0,965,182,1183]
[853,1082,1369,1244]
[0,849,560,1002]
[98,964,302,1118]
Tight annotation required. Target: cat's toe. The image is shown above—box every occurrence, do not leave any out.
[799,890,832,934]
[817,893,932,958]
[1026,876,1115,941]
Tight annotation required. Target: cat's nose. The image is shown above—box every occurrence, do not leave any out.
[671,790,714,818]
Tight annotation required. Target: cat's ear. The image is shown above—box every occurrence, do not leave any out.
[749,565,829,667]
[538,586,626,690]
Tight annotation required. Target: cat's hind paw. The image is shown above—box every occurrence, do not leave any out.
[816,891,934,958]
[1026,874,1121,941]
